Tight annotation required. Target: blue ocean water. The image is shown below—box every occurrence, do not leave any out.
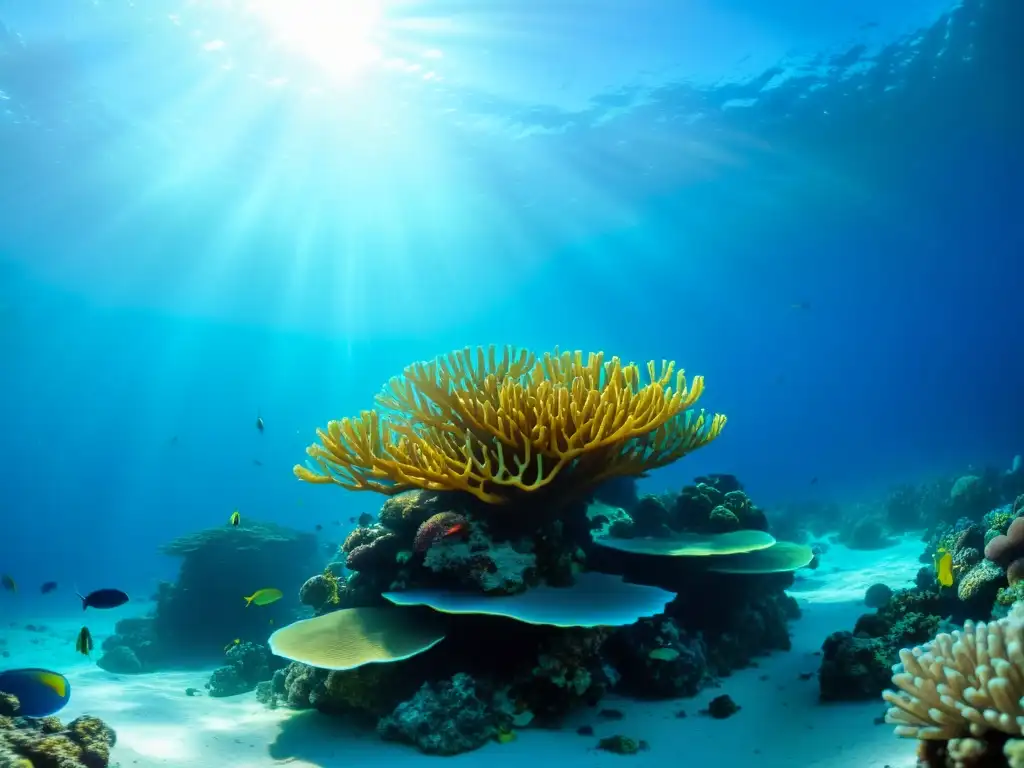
[0,0,1021,765]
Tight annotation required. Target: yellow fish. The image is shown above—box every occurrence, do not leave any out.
[75,626,93,656]
[224,638,240,652]
[934,548,954,588]
[229,510,240,527]
[244,588,283,607]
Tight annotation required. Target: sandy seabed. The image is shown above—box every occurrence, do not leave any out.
[2,538,926,767]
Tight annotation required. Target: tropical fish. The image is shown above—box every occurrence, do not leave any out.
[78,588,130,610]
[413,512,469,553]
[229,510,241,527]
[315,524,323,532]
[1,575,16,593]
[224,638,240,652]
[934,548,954,587]
[244,588,283,607]
[648,647,681,662]
[357,513,373,527]
[40,581,58,594]
[495,728,517,744]
[0,668,71,717]
[256,413,264,433]
[75,627,93,656]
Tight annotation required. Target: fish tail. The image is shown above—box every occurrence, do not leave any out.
[244,596,253,607]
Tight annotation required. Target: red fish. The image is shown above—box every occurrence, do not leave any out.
[413,512,469,552]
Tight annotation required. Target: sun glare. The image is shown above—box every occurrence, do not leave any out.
[245,0,385,80]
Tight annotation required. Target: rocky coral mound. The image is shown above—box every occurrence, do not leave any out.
[99,520,318,670]
[0,694,116,767]
[378,673,512,755]
[207,641,284,697]
[818,586,946,701]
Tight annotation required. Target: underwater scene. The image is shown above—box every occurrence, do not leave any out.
[0,0,1022,766]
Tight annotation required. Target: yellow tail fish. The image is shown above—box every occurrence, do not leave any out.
[244,588,283,607]
[934,548,954,588]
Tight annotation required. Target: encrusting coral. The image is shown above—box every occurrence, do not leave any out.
[0,696,116,768]
[294,346,725,503]
[883,600,1024,765]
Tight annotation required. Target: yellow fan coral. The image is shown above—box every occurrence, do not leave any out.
[295,346,726,504]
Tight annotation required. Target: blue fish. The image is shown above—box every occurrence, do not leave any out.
[0,668,72,717]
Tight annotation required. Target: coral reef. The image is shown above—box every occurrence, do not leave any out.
[819,587,945,701]
[0,697,116,767]
[206,641,284,698]
[98,521,318,670]
[377,673,507,755]
[422,523,537,595]
[265,346,806,755]
[628,474,769,537]
[604,616,709,698]
[259,661,419,718]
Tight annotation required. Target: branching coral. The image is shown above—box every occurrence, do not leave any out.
[295,346,725,504]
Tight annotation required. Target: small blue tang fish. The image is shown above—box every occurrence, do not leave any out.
[0,668,72,717]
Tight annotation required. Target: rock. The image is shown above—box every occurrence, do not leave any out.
[818,631,892,701]
[97,646,143,674]
[703,694,740,719]
[378,673,498,755]
[864,583,893,609]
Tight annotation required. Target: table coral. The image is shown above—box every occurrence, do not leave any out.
[295,346,725,504]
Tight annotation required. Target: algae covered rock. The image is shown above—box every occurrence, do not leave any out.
[818,631,892,701]
[0,708,117,768]
[606,616,709,698]
[957,559,1005,604]
[378,673,499,755]
[422,524,538,595]
[96,645,143,675]
[864,583,893,608]
[205,641,282,697]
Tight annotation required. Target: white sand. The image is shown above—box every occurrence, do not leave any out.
[2,537,925,767]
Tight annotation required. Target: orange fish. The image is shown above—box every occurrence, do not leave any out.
[413,512,469,552]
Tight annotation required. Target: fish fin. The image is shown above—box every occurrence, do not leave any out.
[244,596,253,607]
